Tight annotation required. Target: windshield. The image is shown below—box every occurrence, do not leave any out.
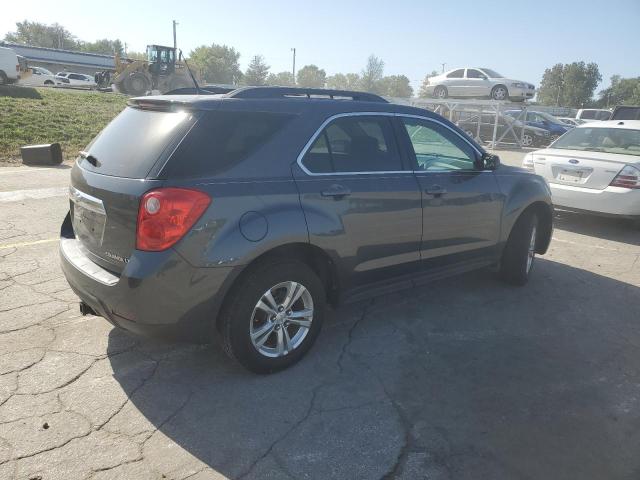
[480,68,503,78]
[537,112,565,125]
[551,127,640,157]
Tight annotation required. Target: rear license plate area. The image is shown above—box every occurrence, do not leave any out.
[70,188,106,247]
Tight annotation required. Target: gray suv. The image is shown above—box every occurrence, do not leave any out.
[60,87,553,373]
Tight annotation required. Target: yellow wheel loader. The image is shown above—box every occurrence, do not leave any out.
[113,45,197,96]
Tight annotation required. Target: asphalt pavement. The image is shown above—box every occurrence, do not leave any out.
[0,154,639,480]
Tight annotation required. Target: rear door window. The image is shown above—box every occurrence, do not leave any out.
[167,110,294,178]
[447,69,464,78]
[80,107,195,178]
[302,116,402,174]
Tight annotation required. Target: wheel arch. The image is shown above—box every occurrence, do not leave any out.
[215,242,339,332]
[506,201,553,255]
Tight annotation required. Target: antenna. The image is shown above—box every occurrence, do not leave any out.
[179,49,201,95]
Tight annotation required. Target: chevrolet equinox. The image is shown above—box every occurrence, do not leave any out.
[60,87,553,373]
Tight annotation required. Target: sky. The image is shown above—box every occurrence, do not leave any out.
[2,0,639,94]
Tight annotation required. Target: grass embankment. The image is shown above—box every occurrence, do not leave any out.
[0,86,128,164]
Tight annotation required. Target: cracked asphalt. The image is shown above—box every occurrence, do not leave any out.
[1,154,639,480]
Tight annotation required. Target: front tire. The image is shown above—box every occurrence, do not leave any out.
[491,85,509,101]
[220,260,325,373]
[499,212,538,286]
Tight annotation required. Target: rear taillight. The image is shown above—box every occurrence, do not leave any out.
[522,154,534,171]
[609,165,640,189]
[16,64,19,72]
[136,188,211,251]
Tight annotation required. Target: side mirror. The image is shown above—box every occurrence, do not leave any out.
[481,153,500,170]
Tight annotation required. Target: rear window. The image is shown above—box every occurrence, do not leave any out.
[167,110,293,178]
[551,127,640,157]
[80,107,194,178]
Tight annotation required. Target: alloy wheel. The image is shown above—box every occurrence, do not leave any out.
[493,87,507,100]
[249,281,314,358]
[522,134,533,147]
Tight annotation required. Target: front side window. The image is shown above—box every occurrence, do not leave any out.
[402,118,478,171]
[302,116,402,174]
[447,69,464,79]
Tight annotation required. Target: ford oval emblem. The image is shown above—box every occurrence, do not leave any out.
[569,159,579,164]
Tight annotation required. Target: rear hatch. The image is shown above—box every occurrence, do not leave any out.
[530,148,629,190]
[69,104,197,273]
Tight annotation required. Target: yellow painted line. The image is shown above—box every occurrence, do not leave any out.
[0,238,59,250]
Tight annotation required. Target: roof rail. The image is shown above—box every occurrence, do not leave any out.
[225,86,388,103]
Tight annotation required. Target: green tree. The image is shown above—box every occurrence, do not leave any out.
[598,75,640,107]
[189,43,242,85]
[360,55,385,93]
[326,73,362,91]
[4,20,77,49]
[267,71,295,86]
[378,75,413,98]
[296,64,326,88]
[537,62,602,107]
[243,55,270,86]
[418,70,439,98]
[79,39,124,56]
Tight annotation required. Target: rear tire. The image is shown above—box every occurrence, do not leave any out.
[44,80,54,86]
[433,86,448,99]
[499,212,538,286]
[0,71,8,85]
[220,260,325,374]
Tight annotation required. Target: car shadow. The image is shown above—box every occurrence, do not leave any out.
[107,258,640,479]
[554,210,639,246]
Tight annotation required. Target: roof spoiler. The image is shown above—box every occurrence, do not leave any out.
[225,86,388,103]
[127,98,195,111]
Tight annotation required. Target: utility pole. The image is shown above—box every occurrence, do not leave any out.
[291,48,296,85]
[173,20,178,50]
[441,63,446,73]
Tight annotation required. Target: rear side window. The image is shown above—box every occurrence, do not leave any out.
[168,110,293,178]
[81,107,195,178]
[302,116,402,174]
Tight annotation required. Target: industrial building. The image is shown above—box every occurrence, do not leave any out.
[0,42,115,76]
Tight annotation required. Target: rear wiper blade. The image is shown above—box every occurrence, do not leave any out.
[79,150,99,166]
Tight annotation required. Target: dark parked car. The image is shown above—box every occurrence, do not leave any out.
[60,87,553,373]
[504,110,571,140]
[457,112,550,147]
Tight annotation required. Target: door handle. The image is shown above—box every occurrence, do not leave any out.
[425,185,447,197]
[321,184,351,199]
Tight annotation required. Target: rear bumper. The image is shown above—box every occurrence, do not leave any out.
[550,183,640,217]
[59,214,238,341]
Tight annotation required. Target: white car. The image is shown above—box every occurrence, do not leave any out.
[523,120,640,225]
[423,67,536,102]
[55,72,97,88]
[19,66,60,87]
